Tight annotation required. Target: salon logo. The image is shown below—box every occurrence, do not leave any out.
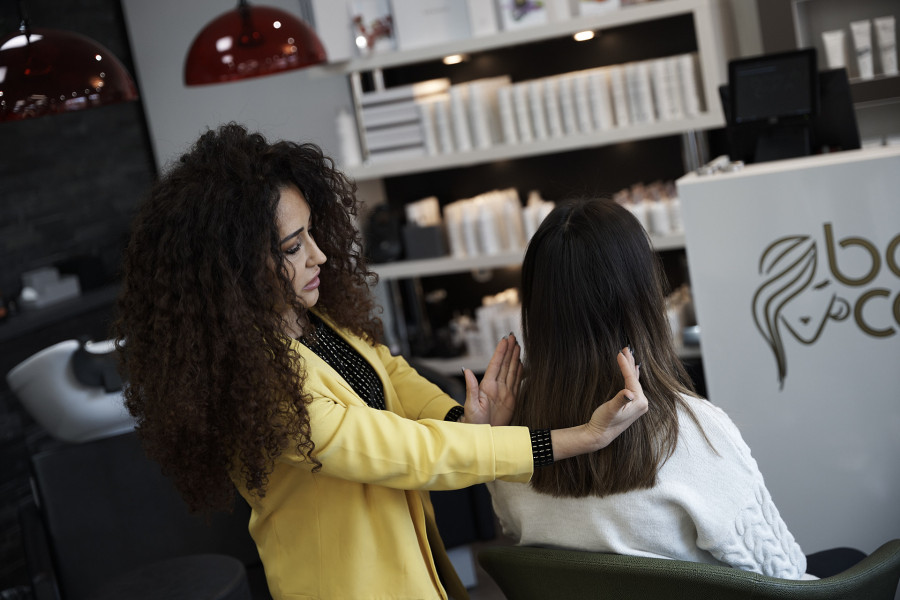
[752,223,900,389]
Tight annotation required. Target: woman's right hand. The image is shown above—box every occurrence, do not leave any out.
[550,347,648,460]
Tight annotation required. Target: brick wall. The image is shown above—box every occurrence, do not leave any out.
[0,0,156,297]
[0,0,157,593]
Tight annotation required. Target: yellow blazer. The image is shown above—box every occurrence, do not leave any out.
[234,318,533,599]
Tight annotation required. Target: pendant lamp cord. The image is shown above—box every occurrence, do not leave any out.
[236,0,261,48]
[15,0,30,33]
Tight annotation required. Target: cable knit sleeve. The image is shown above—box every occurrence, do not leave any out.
[707,478,807,578]
[692,401,808,579]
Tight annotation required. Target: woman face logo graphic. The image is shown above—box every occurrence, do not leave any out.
[752,235,850,389]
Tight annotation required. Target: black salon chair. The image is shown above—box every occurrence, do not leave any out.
[18,431,271,600]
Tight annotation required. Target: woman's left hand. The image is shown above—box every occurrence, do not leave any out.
[461,334,522,426]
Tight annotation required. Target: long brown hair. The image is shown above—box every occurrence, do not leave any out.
[514,197,702,497]
[114,123,381,512]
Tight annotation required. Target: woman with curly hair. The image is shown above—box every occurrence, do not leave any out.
[114,123,647,600]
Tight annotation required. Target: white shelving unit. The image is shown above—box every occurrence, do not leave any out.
[373,232,692,375]
[335,1,728,372]
[329,0,720,74]
[333,0,734,181]
[413,342,702,375]
[344,117,723,180]
[370,233,685,281]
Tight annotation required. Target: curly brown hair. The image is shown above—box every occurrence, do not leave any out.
[114,123,382,512]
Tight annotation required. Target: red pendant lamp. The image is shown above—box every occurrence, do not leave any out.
[0,16,139,122]
[184,0,327,86]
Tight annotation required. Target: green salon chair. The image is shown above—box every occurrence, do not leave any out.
[478,541,900,600]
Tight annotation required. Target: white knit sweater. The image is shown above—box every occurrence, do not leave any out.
[488,395,813,579]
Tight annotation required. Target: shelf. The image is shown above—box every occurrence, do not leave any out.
[372,250,524,280]
[334,0,731,181]
[849,74,900,107]
[345,114,723,181]
[413,343,702,376]
[371,233,685,280]
[0,284,120,344]
[324,0,707,74]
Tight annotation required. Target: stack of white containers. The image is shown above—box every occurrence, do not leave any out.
[352,53,703,165]
[451,288,523,360]
[613,180,684,237]
[494,53,702,145]
[442,189,554,259]
[358,78,450,163]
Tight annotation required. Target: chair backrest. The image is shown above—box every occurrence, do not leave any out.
[30,431,263,600]
[477,542,900,600]
[6,339,135,443]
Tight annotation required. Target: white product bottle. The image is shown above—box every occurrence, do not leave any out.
[647,198,672,235]
[650,59,674,121]
[477,202,501,255]
[573,74,595,133]
[558,75,579,135]
[443,203,467,257]
[449,84,473,151]
[608,65,631,127]
[513,83,535,143]
[874,16,897,76]
[667,195,684,234]
[529,81,550,140]
[417,101,440,156]
[434,98,456,154]
[543,78,565,138]
[461,201,481,257]
[497,86,519,144]
[676,54,701,117]
[626,200,649,232]
[469,82,493,150]
[850,20,875,80]
[588,70,614,130]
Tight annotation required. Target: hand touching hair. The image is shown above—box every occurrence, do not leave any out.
[514,197,700,498]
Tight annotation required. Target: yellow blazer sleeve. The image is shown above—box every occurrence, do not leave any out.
[281,392,533,490]
[374,343,460,421]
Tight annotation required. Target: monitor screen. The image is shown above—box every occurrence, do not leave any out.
[730,49,818,125]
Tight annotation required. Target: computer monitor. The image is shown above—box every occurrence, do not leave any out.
[719,49,859,164]
[729,48,818,126]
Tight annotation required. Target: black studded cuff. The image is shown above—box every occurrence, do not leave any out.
[530,428,554,468]
[444,405,465,422]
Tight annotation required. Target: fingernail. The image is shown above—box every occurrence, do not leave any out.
[623,393,634,404]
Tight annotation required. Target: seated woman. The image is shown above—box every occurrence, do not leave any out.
[488,197,817,579]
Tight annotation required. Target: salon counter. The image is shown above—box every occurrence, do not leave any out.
[676,145,900,558]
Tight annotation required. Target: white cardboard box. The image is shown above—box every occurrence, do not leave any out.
[467,0,499,36]
[392,0,471,50]
[311,0,353,63]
